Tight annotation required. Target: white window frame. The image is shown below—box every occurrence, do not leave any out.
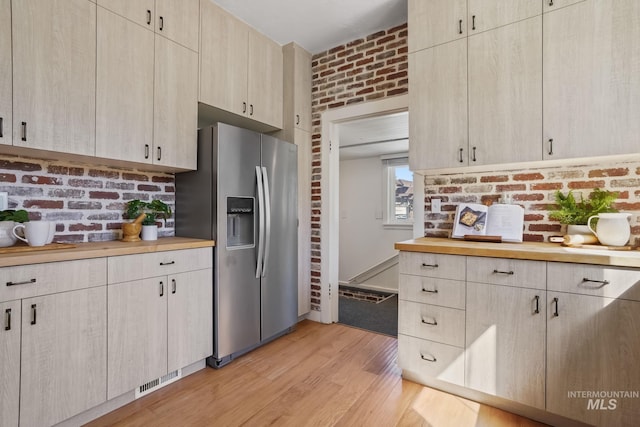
[382,154,413,229]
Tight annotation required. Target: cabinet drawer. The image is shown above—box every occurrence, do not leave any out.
[108,247,213,283]
[1,258,107,302]
[399,274,465,309]
[547,262,640,301]
[399,252,465,280]
[466,256,546,290]
[398,300,465,347]
[398,334,464,386]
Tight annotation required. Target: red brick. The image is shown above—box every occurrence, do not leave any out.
[328,58,345,68]
[440,186,462,194]
[356,41,375,52]
[355,57,374,67]
[367,31,386,41]
[0,173,16,182]
[365,46,384,56]
[0,159,41,171]
[366,92,386,101]
[22,175,63,185]
[496,184,526,192]
[328,101,345,109]
[480,175,508,183]
[319,54,336,64]
[613,202,640,210]
[386,71,408,80]
[47,165,84,175]
[588,168,629,177]
[89,191,120,199]
[531,182,563,190]
[152,175,173,183]
[398,46,408,54]
[320,69,335,77]
[337,63,354,72]
[23,200,64,209]
[481,195,501,205]
[347,38,364,47]
[89,169,120,179]
[375,67,396,76]
[389,23,408,33]
[376,35,395,45]
[346,97,365,105]
[523,234,544,242]
[376,82,395,91]
[513,193,544,201]
[513,173,544,181]
[346,52,364,62]
[525,214,545,221]
[529,224,562,232]
[337,48,354,58]
[567,180,605,189]
[122,173,149,182]
[376,51,396,61]
[387,88,408,96]
[387,55,408,66]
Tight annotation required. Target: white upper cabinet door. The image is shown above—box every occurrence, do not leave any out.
[96,7,154,164]
[543,0,640,159]
[0,0,11,146]
[248,29,284,129]
[154,0,199,51]
[199,1,248,117]
[12,0,96,156]
[409,39,468,170]
[96,0,155,30]
[468,16,542,166]
[468,0,542,34]
[408,0,467,52]
[154,37,198,170]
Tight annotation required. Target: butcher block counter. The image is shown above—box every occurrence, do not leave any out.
[0,236,215,267]
[395,237,640,268]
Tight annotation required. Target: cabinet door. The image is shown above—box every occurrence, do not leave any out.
[154,36,198,170]
[408,0,467,52]
[96,0,155,30]
[543,0,640,159]
[155,0,199,51]
[0,301,20,427]
[468,0,542,34]
[543,0,585,13]
[296,129,312,316]
[199,1,248,117]
[293,45,312,132]
[409,39,468,170]
[12,0,96,156]
[547,293,640,426]
[468,17,542,166]
[167,269,213,372]
[248,29,284,129]
[466,283,545,409]
[96,7,154,164]
[108,278,167,399]
[20,287,107,427]
[0,0,11,146]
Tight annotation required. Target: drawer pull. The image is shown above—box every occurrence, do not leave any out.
[420,353,437,363]
[534,295,540,314]
[4,308,10,331]
[160,261,175,266]
[160,281,164,297]
[421,317,438,326]
[421,263,438,269]
[458,19,463,35]
[553,297,559,317]
[493,269,514,275]
[421,287,438,294]
[30,304,37,325]
[581,278,609,288]
[6,278,36,287]
[171,278,177,294]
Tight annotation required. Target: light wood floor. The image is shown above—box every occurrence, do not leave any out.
[86,320,547,427]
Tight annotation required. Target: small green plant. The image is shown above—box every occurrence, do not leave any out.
[549,188,619,225]
[125,199,172,226]
[0,209,29,223]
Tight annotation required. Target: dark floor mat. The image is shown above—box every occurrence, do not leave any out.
[338,294,398,337]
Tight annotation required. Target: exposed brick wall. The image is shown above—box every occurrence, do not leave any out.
[310,23,409,312]
[424,160,640,245]
[0,154,175,243]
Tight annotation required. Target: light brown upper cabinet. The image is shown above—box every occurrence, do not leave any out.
[282,43,313,134]
[200,0,283,130]
[543,0,640,160]
[0,0,10,147]
[97,0,199,51]
[542,0,585,13]
[12,0,96,156]
[467,0,541,34]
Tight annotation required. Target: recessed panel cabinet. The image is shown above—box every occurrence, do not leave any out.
[0,300,20,427]
[12,0,96,156]
[0,0,11,147]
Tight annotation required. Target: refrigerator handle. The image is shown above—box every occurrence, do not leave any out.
[255,166,265,279]
[261,166,271,278]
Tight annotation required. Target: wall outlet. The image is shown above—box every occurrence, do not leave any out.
[0,192,7,210]
[431,198,441,213]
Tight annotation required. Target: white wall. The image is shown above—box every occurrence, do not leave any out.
[339,156,413,289]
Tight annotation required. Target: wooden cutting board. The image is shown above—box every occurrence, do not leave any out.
[563,243,638,251]
[0,242,76,254]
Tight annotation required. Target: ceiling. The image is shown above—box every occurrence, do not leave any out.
[338,112,408,160]
[210,0,408,54]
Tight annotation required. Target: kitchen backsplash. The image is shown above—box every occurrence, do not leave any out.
[424,159,640,246]
[0,154,175,242]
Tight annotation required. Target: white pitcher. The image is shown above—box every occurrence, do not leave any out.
[587,213,631,246]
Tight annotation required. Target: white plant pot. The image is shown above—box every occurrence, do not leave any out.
[141,225,158,241]
[566,224,592,235]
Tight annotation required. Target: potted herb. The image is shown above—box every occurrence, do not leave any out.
[0,209,29,247]
[125,199,172,241]
[549,188,619,234]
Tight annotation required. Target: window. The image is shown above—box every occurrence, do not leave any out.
[382,156,413,227]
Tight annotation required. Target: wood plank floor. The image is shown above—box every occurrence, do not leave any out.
[85,320,547,427]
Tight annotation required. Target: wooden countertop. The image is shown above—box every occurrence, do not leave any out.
[0,237,215,268]
[395,237,640,268]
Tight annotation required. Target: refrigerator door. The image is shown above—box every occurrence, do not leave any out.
[215,123,262,359]
[260,135,298,340]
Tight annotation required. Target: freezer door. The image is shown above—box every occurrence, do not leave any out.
[260,135,298,340]
[215,123,262,359]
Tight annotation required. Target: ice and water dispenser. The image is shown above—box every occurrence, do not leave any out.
[226,197,254,248]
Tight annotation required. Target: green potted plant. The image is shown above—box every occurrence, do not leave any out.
[125,199,172,241]
[0,209,29,247]
[549,188,619,234]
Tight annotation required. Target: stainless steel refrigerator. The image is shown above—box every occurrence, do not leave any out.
[175,123,298,367]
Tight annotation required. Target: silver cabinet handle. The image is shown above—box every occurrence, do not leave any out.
[493,269,514,275]
[458,147,464,163]
[242,102,247,113]
[421,317,438,326]
[146,10,152,25]
[548,138,554,155]
[30,304,37,325]
[249,104,254,116]
[458,19,463,35]
[420,353,437,362]
[4,308,11,331]
[421,263,438,268]
[552,297,559,317]
[21,121,27,141]
[171,278,176,294]
[145,144,150,159]
[159,16,164,31]
[471,146,477,162]
[159,261,175,266]
[157,146,162,161]
[582,278,609,288]
[534,295,540,314]
[6,278,36,287]
[472,15,476,31]
[421,288,438,294]
[160,281,164,297]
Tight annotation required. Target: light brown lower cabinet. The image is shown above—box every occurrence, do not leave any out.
[0,300,21,427]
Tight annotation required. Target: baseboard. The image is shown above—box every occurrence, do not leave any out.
[339,281,398,294]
